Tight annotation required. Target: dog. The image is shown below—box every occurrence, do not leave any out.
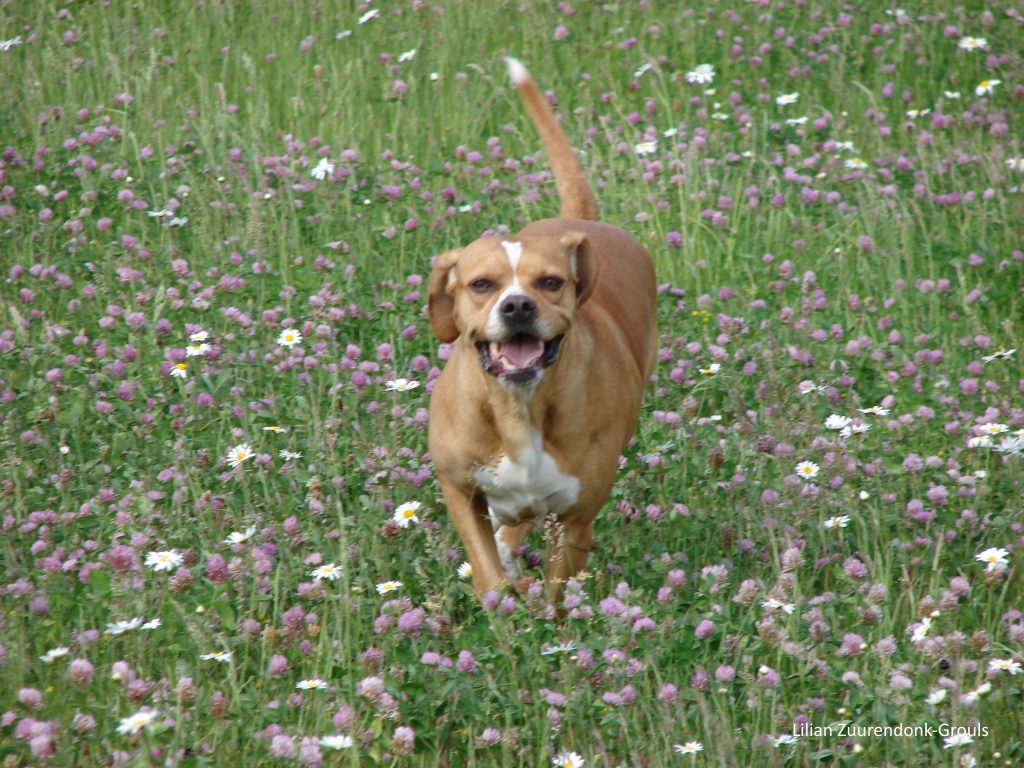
[427,58,657,600]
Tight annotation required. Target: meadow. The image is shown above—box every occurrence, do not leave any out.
[1,1,1022,765]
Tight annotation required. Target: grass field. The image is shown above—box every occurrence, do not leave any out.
[1,1,1022,765]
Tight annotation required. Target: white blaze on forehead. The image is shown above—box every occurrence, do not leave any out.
[486,241,526,339]
[500,240,522,272]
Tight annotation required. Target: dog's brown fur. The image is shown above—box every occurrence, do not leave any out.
[427,59,657,600]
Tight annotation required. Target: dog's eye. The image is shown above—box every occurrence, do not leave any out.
[538,277,565,292]
[469,278,494,293]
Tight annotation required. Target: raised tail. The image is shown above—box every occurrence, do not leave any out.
[505,57,598,221]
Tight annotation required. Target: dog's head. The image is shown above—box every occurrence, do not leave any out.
[428,231,598,387]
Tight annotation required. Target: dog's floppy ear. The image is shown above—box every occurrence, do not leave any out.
[560,231,599,306]
[427,249,462,342]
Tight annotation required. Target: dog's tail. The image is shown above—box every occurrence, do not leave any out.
[505,57,598,221]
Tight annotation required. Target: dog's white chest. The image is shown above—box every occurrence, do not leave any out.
[473,432,580,527]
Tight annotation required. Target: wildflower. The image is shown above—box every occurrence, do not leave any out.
[185,343,210,357]
[226,443,254,468]
[320,735,354,749]
[296,679,329,690]
[824,414,852,430]
[224,526,257,546]
[685,64,715,84]
[541,641,577,656]
[698,363,720,375]
[858,405,890,415]
[776,93,799,106]
[145,550,184,572]
[834,141,855,152]
[170,363,188,379]
[105,618,144,636]
[958,36,988,50]
[995,436,1024,456]
[116,709,159,735]
[975,79,1000,96]
[457,561,473,580]
[844,158,868,170]
[385,378,419,392]
[398,48,417,62]
[981,348,1016,362]
[674,742,704,756]
[943,733,973,749]
[795,461,820,481]
[310,158,335,180]
[376,580,403,595]
[926,688,947,705]
[277,328,303,347]
[0,36,24,51]
[785,117,808,126]
[634,140,658,156]
[262,424,287,433]
[392,501,421,527]
[823,515,850,529]
[633,62,653,78]
[141,618,161,630]
[944,90,961,99]
[905,108,930,119]
[977,422,1007,436]
[147,209,171,218]
[39,647,70,664]
[975,547,1009,571]
[988,658,1022,675]
[357,8,379,24]
[911,616,932,643]
[311,563,343,581]
[280,449,303,461]
[774,734,799,747]
[1007,160,1024,172]
[552,753,585,768]
[967,436,992,448]
[200,651,232,663]
[762,598,795,614]
[189,330,208,342]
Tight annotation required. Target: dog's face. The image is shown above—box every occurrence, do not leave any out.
[428,231,598,386]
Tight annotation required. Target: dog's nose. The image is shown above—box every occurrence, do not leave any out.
[500,294,537,325]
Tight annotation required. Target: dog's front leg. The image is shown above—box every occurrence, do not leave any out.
[438,476,508,595]
[544,516,594,605]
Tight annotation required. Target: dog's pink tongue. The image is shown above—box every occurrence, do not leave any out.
[498,337,543,368]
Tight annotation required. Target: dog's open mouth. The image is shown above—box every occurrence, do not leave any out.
[476,333,563,384]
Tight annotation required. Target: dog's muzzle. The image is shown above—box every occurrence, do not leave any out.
[476,333,564,385]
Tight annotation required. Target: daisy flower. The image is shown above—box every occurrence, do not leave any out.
[823,515,850,529]
[200,651,232,663]
[39,647,70,664]
[776,92,799,106]
[911,616,932,644]
[785,117,808,126]
[634,140,658,156]
[762,598,796,614]
[674,742,704,756]
[795,461,820,481]
[0,36,24,51]
[189,330,208,342]
[105,617,144,636]
[977,422,1007,436]
[981,348,1016,362]
[824,414,852,430]
[376,580,403,595]
[905,108,930,119]
[943,733,973,749]
[185,343,211,357]
[310,157,335,181]
[116,709,159,735]
[685,64,715,84]
[944,90,961,99]
[145,550,183,572]
[392,501,421,528]
[170,362,188,379]
[858,405,890,415]
[457,561,473,580]
[385,378,419,392]
[975,79,1001,96]
[357,8,379,24]
[774,734,799,747]
[834,141,855,152]
[541,641,578,656]
[844,158,868,170]
[698,363,720,375]
[311,563,343,581]
[262,424,287,433]
[1007,159,1024,172]
[967,435,992,448]
[277,328,303,347]
[280,449,303,461]
[957,36,988,50]
[296,679,329,690]
[995,435,1024,456]
[226,443,254,468]
[141,618,161,630]
[926,688,947,705]
[988,658,1022,675]
[552,752,585,768]
[320,735,354,749]
[633,62,653,78]
[398,48,417,62]
[975,547,1009,571]
[224,526,257,546]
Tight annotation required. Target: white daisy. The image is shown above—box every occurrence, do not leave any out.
[823,515,850,529]
[277,328,303,347]
[541,641,578,656]
[774,734,799,747]
[457,561,473,580]
[311,157,335,181]
[145,550,183,572]
[320,734,354,749]
[981,348,1016,362]
[795,461,820,481]
[0,36,24,52]
[957,36,988,50]
[673,741,704,756]
[552,752,585,768]
[116,709,159,735]
[376,580,403,595]
[170,362,188,379]
[824,414,852,430]
[943,733,973,749]
[279,449,303,461]
[977,422,1007,436]
[226,443,255,468]
[397,48,416,63]
[357,8,379,24]
[224,526,257,546]
[634,140,658,156]
[975,547,1009,571]
[776,92,799,106]
[262,424,288,433]
[200,651,232,663]
[189,330,208,342]
[311,563,343,581]
[141,618,161,630]
[385,378,419,392]
[105,617,144,636]
[911,616,932,644]
[39,647,70,663]
[858,405,890,415]
[699,363,720,375]
[975,79,1001,96]
[988,658,1022,675]
[926,688,947,705]
[392,501,421,528]
[685,64,715,85]
[296,678,329,690]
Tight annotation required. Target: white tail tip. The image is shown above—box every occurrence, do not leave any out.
[504,57,529,86]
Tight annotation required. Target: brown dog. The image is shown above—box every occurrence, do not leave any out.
[427,58,657,600]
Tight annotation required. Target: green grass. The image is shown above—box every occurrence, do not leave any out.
[1,1,1022,765]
